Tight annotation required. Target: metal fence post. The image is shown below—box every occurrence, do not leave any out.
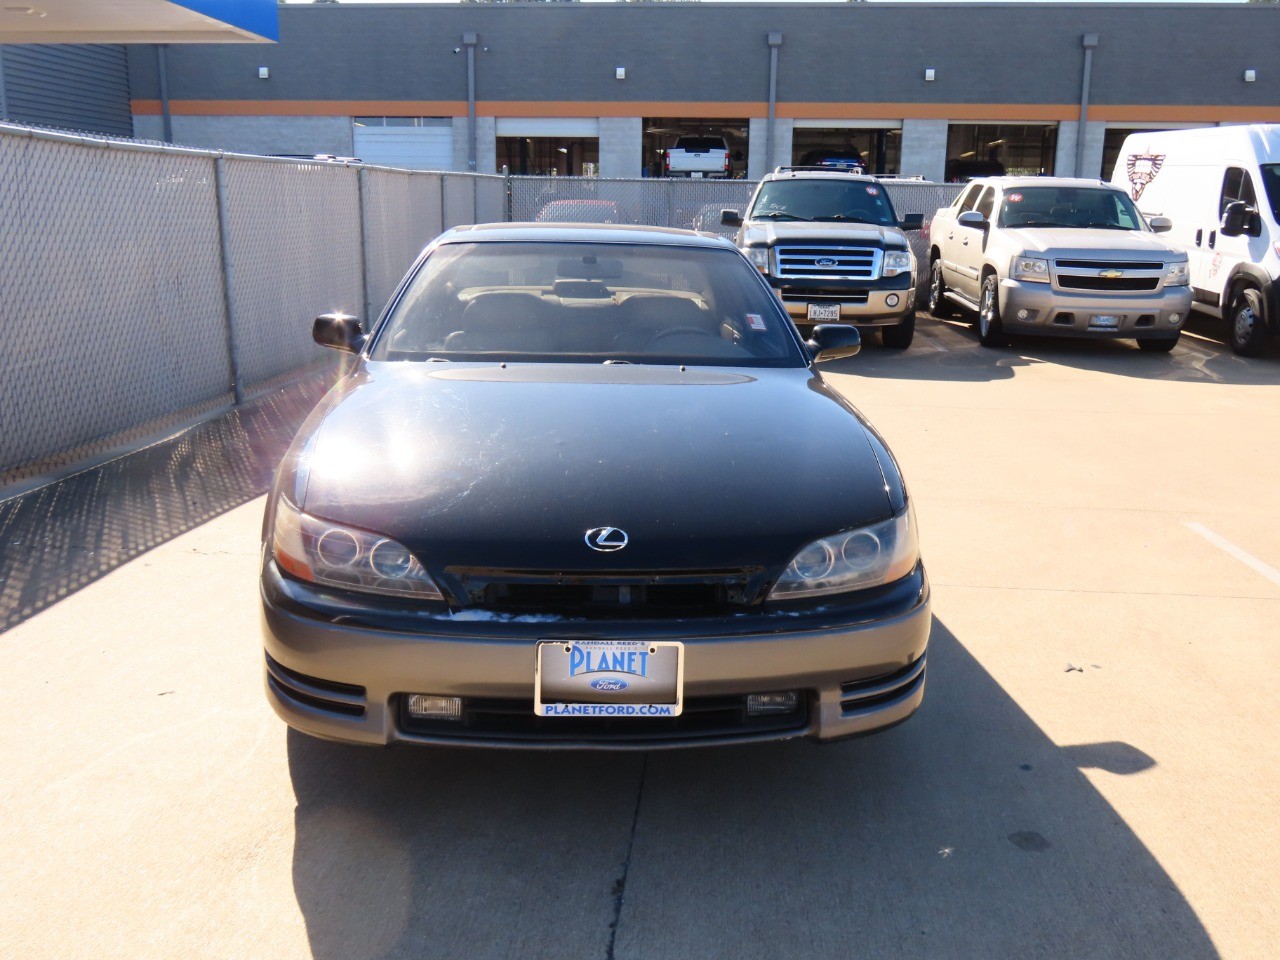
[665,177,675,229]
[503,165,512,222]
[440,173,448,230]
[212,155,244,405]
[357,165,372,322]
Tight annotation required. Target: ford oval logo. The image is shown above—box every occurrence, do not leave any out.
[585,526,628,552]
[815,258,838,268]
[589,678,630,692]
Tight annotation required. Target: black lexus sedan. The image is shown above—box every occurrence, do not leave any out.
[261,224,929,749]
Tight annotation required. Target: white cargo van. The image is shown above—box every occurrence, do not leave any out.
[1110,125,1280,356]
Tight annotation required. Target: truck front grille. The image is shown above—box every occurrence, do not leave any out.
[775,245,882,280]
[1053,259,1164,294]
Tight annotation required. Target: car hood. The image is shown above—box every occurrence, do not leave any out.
[291,362,895,574]
[742,221,907,250]
[1001,227,1181,260]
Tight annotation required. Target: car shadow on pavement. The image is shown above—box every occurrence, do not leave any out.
[0,371,333,635]
[286,617,1218,960]
[839,313,1280,386]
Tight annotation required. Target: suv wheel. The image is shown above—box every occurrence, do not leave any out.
[928,259,955,318]
[1228,287,1269,357]
[978,274,1007,347]
[881,312,915,350]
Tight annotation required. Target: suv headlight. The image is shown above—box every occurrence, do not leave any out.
[768,505,919,601]
[745,246,771,274]
[1164,262,1190,286]
[271,498,444,601]
[1011,255,1050,283]
[882,251,913,278]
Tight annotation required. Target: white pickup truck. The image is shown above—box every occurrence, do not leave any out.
[663,136,731,179]
[927,176,1192,351]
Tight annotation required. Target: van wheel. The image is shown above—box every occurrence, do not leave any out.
[978,275,1007,347]
[1228,287,1269,357]
[1137,334,1179,353]
[881,312,915,349]
[928,258,956,318]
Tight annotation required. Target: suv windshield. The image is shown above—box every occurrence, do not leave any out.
[1259,164,1280,222]
[370,241,805,368]
[998,186,1144,230]
[749,179,899,226]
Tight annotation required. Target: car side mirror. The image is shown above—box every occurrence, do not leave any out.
[313,313,365,354]
[1148,216,1173,233]
[806,324,861,362]
[899,213,924,231]
[1220,200,1259,238]
[957,211,987,229]
[721,209,743,227]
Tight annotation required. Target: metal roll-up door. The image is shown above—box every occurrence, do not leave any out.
[0,44,132,137]
[353,121,455,171]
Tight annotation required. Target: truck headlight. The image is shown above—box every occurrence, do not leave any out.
[1164,262,1190,286]
[1011,255,1050,283]
[768,505,919,601]
[745,246,770,274]
[271,498,444,601]
[882,251,913,277]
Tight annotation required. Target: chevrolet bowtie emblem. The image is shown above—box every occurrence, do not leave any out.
[1099,269,1124,279]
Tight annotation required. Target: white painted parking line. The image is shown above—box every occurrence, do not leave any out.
[1185,521,1280,588]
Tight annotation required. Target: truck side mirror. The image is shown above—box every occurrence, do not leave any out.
[899,213,924,231]
[957,211,987,229]
[721,209,743,227]
[313,313,365,354]
[1147,216,1173,233]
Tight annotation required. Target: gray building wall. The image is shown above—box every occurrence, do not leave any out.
[132,114,353,155]
[899,120,949,182]
[1,44,132,137]
[599,117,642,179]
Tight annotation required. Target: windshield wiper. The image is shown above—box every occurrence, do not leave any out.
[752,211,810,221]
[812,215,875,224]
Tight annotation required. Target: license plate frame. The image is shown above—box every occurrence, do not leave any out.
[534,640,684,718]
[1088,314,1122,329]
[807,302,841,322]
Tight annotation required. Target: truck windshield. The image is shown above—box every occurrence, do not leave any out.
[997,187,1144,230]
[749,179,899,226]
[1259,165,1280,222]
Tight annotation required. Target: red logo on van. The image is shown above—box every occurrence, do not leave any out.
[1125,154,1166,201]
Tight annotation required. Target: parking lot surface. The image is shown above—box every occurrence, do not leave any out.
[2,314,1277,959]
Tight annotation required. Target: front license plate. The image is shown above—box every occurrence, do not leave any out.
[535,640,684,718]
[1089,314,1121,329]
[807,303,841,322]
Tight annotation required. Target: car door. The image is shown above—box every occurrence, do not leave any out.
[1195,166,1267,313]
[952,185,997,301]
[939,183,983,289]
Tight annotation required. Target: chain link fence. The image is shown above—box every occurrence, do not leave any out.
[0,121,961,491]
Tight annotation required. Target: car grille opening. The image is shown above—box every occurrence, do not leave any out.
[266,654,367,717]
[1054,260,1163,270]
[1057,275,1160,292]
[396,693,811,743]
[450,568,766,618]
[775,245,883,280]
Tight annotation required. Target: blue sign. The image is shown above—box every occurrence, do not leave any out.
[175,0,279,43]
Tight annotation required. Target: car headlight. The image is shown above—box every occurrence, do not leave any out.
[768,505,919,601]
[1164,262,1190,286]
[1011,255,1050,283]
[270,497,444,601]
[745,246,771,274]
[882,250,913,277]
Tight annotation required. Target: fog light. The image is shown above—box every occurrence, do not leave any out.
[1017,308,1030,321]
[885,293,900,308]
[1169,313,1181,325]
[407,694,463,720]
[747,691,800,716]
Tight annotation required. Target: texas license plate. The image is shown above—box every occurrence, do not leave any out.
[534,640,684,717]
[1089,314,1121,329]
[807,303,841,322]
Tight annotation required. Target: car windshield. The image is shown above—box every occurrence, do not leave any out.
[997,186,1144,230]
[748,179,899,226]
[369,241,806,367]
[1259,164,1280,222]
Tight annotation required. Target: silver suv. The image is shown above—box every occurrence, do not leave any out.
[722,168,922,349]
[927,177,1192,351]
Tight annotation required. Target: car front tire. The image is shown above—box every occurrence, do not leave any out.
[928,258,956,318]
[881,312,916,350]
[978,274,1007,347]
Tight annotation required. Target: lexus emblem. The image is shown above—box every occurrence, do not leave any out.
[1099,269,1124,279]
[815,258,838,268]
[585,526,628,552]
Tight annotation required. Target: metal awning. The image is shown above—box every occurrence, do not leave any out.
[0,0,278,44]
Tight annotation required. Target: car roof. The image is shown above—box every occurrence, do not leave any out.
[438,222,737,248]
[972,176,1123,191]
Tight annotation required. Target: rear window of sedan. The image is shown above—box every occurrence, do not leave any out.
[370,241,806,367]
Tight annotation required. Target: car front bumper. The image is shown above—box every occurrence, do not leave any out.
[999,278,1193,338]
[261,562,931,750]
